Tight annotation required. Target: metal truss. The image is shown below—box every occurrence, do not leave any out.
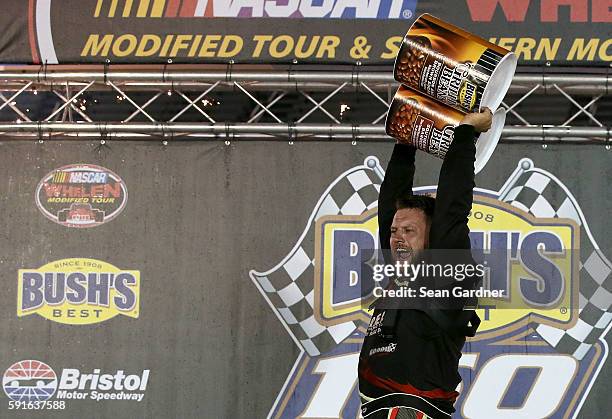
[0,67,610,143]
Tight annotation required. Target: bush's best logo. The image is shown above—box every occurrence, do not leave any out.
[2,360,57,402]
[18,258,140,325]
[250,157,612,418]
[35,164,128,228]
[2,360,149,404]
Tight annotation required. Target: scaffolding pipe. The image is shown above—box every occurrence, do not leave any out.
[1,71,610,94]
[0,123,609,140]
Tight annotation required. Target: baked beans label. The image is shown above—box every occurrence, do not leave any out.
[386,86,463,159]
[429,124,454,158]
[412,115,434,150]
[395,14,508,113]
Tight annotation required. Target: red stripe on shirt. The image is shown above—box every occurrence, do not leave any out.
[360,364,459,401]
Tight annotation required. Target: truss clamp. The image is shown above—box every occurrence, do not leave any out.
[99,123,110,144]
[36,121,44,143]
[225,60,235,82]
[288,123,296,144]
[286,60,299,91]
[352,124,360,144]
[158,122,173,145]
[103,59,111,85]
[36,61,48,83]
[224,122,233,145]
[288,59,296,82]
[351,61,362,88]
[162,59,174,83]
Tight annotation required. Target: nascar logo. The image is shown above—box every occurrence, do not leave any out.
[93,0,417,19]
[18,258,140,325]
[51,171,108,184]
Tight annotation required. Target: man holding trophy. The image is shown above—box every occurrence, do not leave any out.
[358,108,493,419]
[357,13,517,417]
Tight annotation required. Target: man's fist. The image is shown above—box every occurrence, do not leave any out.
[460,107,493,133]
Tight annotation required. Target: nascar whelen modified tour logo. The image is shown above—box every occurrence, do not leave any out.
[250,157,612,418]
[2,360,150,408]
[18,258,140,325]
[35,164,128,228]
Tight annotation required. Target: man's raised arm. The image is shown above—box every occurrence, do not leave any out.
[378,144,416,255]
[429,109,493,250]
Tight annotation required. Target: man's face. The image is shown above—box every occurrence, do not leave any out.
[390,208,430,262]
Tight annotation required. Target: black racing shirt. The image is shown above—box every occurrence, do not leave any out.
[358,125,478,418]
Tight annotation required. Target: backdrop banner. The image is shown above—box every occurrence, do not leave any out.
[0,0,610,65]
[0,139,610,418]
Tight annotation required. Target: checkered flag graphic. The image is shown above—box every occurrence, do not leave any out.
[250,157,384,356]
[499,158,612,360]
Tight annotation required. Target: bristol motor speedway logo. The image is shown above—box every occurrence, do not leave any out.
[35,164,128,228]
[250,157,612,418]
[18,258,140,325]
[2,360,149,404]
[2,360,57,402]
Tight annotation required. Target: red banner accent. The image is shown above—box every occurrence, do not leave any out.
[165,0,181,17]
[28,0,40,63]
[179,0,197,17]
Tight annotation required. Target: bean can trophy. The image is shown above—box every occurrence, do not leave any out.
[386,14,517,173]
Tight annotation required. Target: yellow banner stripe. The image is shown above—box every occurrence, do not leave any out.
[94,0,104,17]
[94,0,160,17]
[53,171,67,183]
[137,0,151,17]
[122,0,134,17]
[150,0,165,17]
[109,0,120,17]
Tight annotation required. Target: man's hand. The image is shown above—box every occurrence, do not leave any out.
[460,107,493,133]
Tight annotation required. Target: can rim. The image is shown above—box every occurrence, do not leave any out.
[480,52,518,112]
[474,108,506,173]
